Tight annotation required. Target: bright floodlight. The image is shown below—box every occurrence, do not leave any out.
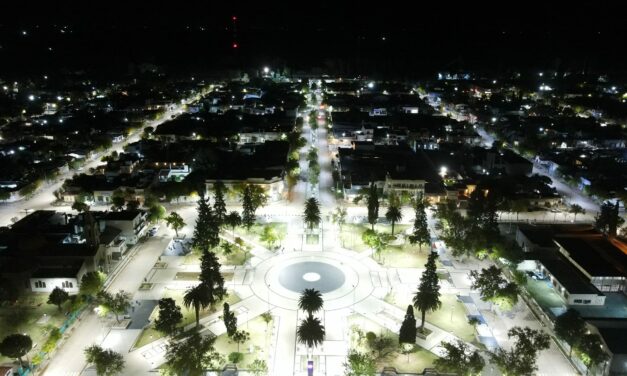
[440,166,447,176]
[28,94,35,101]
[302,272,321,282]
[263,67,270,74]
[367,82,374,89]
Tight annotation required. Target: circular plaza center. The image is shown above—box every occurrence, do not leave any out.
[250,251,378,311]
[279,261,346,293]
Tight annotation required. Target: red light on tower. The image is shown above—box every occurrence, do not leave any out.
[232,43,238,49]
[232,16,237,21]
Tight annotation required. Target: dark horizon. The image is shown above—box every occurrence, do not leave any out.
[1,1,626,79]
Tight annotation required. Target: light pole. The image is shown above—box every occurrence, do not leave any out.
[267,283,271,312]
[352,283,356,313]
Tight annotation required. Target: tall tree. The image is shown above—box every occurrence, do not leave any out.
[469,266,519,311]
[213,181,227,224]
[362,229,390,261]
[72,201,90,213]
[595,200,624,236]
[434,340,485,376]
[490,327,550,376]
[192,195,220,251]
[398,305,417,345]
[260,224,280,249]
[97,290,131,323]
[48,286,69,311]
[148,204,166,223]
[199,251,227,307]
[232,330,250,352]
[164,332,222,376]
[154,298,183,336]
[554,308,586,357]
[183,284,211,327]
[225,211,242,234]
[575,333,609,375]
[331,206,347,232]
[165,211,185,237]
[297,315,326,353]
[298,288,324,316]
[242,185,257,231]
[409,194,431,251]
[413,251,441,331]
[304,197,322,230]
[367,183,379,230]
[80,271,105,297]
[84,345,125,376]
[0,334,32,367]
[385,203,402,235]
[222,302,238,338]
[569,203,585,222]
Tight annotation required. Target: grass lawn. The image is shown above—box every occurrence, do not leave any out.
[174,272,233,282]
[347,314,436,373]
[305,234,319,245]
[0,292,69,363]
[183,248,249,266]
[340,224,436,268]
[213,316,271,368]
[384,293,475,343]
[233,222,287,250]
[134,291,243,349]
[162,290,241,328]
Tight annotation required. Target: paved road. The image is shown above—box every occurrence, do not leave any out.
[475,124,599,214]
[43,223,172,375]
[0,98,197,227]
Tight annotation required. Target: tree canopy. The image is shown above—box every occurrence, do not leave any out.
[413,251,441,331]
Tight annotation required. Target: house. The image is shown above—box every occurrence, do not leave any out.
[337,144,440,202]
[0,211,106,293]
[537,258,606,306]
[158,164,192,182]
[96,210,148,245]
[29,261,84,293]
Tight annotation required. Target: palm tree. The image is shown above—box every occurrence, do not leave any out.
[298,288,323,316]
[569,203,585,222]
[297,315,325,357]
[183,284,211,327]
[304,197,321,230]
[385,205,403,235]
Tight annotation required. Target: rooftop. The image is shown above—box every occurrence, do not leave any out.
[32,261,83,279]
[539,257,603,296]
[554,235,626,277]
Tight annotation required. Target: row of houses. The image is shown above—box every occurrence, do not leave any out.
[0,209,147,294]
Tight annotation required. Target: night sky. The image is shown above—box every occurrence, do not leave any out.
[1,1,625,78]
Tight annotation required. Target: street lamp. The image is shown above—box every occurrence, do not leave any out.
[267,283,271,311]
[352,283,356,313]
[263,67,270,75]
